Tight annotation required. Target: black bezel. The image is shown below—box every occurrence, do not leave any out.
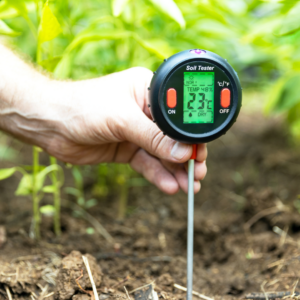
[149,50,242,144]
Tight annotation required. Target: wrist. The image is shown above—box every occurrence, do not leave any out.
[0,72,60,144]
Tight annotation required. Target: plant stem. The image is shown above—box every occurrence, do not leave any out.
[32,146,40,239]
[50,156,61,236]
[117,182,128,221]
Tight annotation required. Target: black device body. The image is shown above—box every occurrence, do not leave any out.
[148,49,242,144]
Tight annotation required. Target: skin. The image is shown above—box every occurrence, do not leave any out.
[0,44,207,194]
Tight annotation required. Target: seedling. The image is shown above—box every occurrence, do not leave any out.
[65,165,97,210]
[0,156,64,239]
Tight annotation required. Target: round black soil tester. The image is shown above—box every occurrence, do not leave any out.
[149,49,242,143]
[149,49,242,300]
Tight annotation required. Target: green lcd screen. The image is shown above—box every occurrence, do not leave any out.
[183,72,214,124]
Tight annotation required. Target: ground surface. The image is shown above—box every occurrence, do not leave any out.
[1,109,300,300]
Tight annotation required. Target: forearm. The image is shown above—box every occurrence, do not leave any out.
[0,45,48,134]
[0,45,74,152]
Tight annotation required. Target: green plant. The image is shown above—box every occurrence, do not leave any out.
[49,156,62,236]
[65,165,97,210]
[239,1,300,140]
[114,164,148,220]
[0,160,64,239]
[92,163,147,220]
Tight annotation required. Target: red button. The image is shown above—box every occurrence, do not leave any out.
[167,88,177,108]
[221,88,231,108]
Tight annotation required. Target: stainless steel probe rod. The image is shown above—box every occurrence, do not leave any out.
[187,158,194,300]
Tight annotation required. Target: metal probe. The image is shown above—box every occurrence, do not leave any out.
[187,145,196,300]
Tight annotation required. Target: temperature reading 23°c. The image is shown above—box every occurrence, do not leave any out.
[183,72,214,124]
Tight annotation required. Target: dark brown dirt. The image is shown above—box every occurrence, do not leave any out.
[1,111,300,300]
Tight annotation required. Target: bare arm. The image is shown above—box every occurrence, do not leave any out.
[0,44,207,194]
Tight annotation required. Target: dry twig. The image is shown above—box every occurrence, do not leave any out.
[245,291,300,299]
[110,276,131,290]
[244,202,288,231]
[129,281,156,294]
[260,281,268,300]
[5,285,12,300]
[82,255,100,300]
[174,284,213,300]
[124,287,131,300]
[290,279,299,298]
[75,269,88,294]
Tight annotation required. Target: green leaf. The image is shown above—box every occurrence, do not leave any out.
[148,0,185,29]
[65,30,132,53]
[64,187,81,197]
[40,205,55,216]
[265,74,300,114]
[273,3,300,36]
[290,118,300,140]
[0,167,16,180]
[133,37,174,59]
[112,0,130,17]
[20,165,46,172]
[86,227,95,235]
[38,1,62,44]
[15,174,32,195]
[85,199,97,209]
[36,164,62,192]
[72,166,83,190]
[241,17,282,43]
[53,53,73,79]
[54,29,132,78]
[77,196,85,206]
[8,0,27,17]
[0,146,17,161]
[39,56,62,72]
[0,20,20,37]
[15,164,62,196]
[0,2,19,19]
[42,185,56,193]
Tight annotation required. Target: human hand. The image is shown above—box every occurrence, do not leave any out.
[48,67,207,194]
[1,61,207,194]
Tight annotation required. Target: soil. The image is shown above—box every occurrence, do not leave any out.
[1,110,300,300]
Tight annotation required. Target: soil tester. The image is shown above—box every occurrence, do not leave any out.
[148,49,242,300]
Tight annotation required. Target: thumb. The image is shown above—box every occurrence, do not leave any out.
[123,107,193,162]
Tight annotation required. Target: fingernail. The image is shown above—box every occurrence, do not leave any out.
[171,142,191,160]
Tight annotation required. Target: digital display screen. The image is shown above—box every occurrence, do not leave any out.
[183,72,214,124]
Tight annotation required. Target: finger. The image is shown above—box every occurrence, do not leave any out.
[172,166,201,194]
[184,160,207,181]
[130,149,179,195]
[196,143,207,162]
[122,106,193,163]
[161,160,201,194]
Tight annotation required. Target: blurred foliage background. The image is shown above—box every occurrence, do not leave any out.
[1,0,300,237]
[1,0,300,132]
[1,0,300,133]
